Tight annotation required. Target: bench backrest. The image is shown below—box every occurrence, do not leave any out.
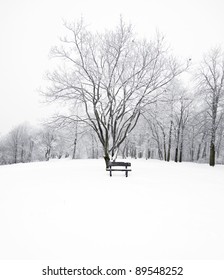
[108,161,131,167]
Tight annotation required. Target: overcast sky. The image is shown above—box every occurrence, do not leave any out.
[0,0,224,134]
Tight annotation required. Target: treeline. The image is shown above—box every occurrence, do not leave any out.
[121,81,224,165]
[0,123,102,165]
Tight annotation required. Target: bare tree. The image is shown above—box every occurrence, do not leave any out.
[173,90,191,163]
[6,124,30,164]
[8,126,21,164]
[44,19,188,167]
[197,48,224,166]
[42,128,57,161]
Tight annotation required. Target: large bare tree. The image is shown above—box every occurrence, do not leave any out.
[44,19,187,167]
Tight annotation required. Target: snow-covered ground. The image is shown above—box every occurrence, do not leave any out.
[0,158,224,260]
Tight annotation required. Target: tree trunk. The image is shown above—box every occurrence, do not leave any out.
[167,121,173,162]
[21,142,25,163]
[175,124,181,163]
[202,142,207,159]
[190,126,195,162]
[72,138,77,159]
[197,132,205,161]
[196,143,201,161]
[146,149,151,159]
[174,147,178,163]
[14,145,18,164]
[179,125,184,162]
[104,153,110,169]
[158,147,163,160]
[190,144,194,162]
[162,131,167,161]
[179,141,183,162]
[216,128,223,159]
[45,148,50,161]
[209,105,217,166]
[209,140,215,166]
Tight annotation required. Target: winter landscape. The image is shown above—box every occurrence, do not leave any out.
[1,1,224,279]
[0,158,224,260]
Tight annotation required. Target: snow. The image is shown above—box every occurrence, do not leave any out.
[0,158,224,260]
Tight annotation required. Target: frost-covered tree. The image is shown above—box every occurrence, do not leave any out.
[197,48,224,166]
[0,123,38,164]
[140,80,192,162]
[173,89,192,162]
[7,124,30,163]
[41,127,57,161]
[44,18,188,167]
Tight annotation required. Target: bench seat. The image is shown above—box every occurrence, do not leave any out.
[106,161,131,177]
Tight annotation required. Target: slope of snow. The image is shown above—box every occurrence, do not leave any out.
[0,158,224,260]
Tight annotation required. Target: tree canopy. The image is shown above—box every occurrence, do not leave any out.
[44,19,188,166]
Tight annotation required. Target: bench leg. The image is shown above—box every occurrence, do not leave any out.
[110,168,112,177]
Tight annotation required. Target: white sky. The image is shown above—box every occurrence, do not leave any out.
[0,0,224,134]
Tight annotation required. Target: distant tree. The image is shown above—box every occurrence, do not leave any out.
[41,127,57,161]
[140,80,191,162]
[8,126,20,163]
[0,123,37,164]
[0,136,8,165]
[6,124,29,163]
[197,48,224,166]
[44,18,188,167]
[173,89,191,162]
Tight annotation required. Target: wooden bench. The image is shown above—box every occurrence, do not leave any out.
[106,161,132,177]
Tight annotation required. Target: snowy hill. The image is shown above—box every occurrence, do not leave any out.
[0,158,224,260]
